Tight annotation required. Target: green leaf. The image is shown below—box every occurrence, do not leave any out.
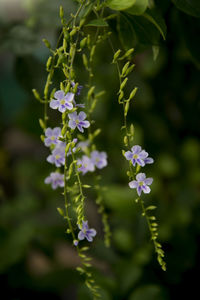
[172,0,200,18]
[85,18,109,27]
[125,0,148,15]
[179,13,200,67]
[106,0,136,11]
[118,13,161,50]
[143,8,167,40]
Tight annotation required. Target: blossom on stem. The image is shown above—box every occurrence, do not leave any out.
[44,172,64,189]
[78,221,96,242]
[71,82,84,97]
[124,145,154,167]
[91,150,107,169]
[44,127,61,147]
[68,111,90,133]
[50,90,74,113]
[77,140,90,151]
[77,155,95,174]
[129,173,153,196]
[47,143,66,167]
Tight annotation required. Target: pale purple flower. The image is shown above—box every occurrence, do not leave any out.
[129,173,153,196]
[44,172,64,189]
[144,157,154,164]
[77,140,90,151]
[73,240,79,246]
[71,82,83,96]
[47,143,66,167]
[78,221,96,242]
[68,111,90,133]
[44,127,61,147]
[124,145,154,167]
[77,155,95,174]
[91,150,107,169]
[50,90,74,113]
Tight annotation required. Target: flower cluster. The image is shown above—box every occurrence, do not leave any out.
[124,145,154,196]
[43,88,107,245]
[78,150,108,175]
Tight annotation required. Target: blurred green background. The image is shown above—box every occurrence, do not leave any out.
[0,0,200,299]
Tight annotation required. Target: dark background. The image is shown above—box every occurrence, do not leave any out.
[0,0,199,299]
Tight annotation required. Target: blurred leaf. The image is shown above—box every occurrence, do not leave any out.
[118,13,160,51]
[181,138,200,163]
[143,8,167,40]
[85,19,109,27]
[0,73,27,123]
[172,0,200,18]
[179,13,200,66]
[1,25,38,55]
[106,0,136,11]
[103,185,136,214]
[113,228,134,252]
[129,284,166,300]
[157,154,179,177]
[79,1,95,19]
[118,13,137,50]
[152,45,160,61]
[0,222,35,273]
[125,0,148,15]
[120,264,142,294]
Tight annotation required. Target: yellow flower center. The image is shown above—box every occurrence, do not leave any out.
[139,181,144,186]
[51,136,55,140]
[55,155,60,160]
[60,99,65,105]
[75,119,79,124]
[133,154,138,159]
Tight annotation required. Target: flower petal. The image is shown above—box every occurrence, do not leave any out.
[78,231,85,240]
[68,120,77,130]
[142,185,151,194]
[53,127,61,136]
[144,157,154,164]
[138,150,148,159]
[129,180,138,188]
[65,102,73,110]
[54,90,65,99]
[47,155,54,164]
[44,176,51,184]
[124,151,133,160]
[68,112,77,120]
[44,138,52,147]
[45,128,52,137]
[144,177,153,185]
[136,158,145,167]
[82,120,90,128]
[50,100,59,109]
[131,145,141,154]
[58,105,66,113]
[65,92,74,102]
[77,124,84,132]
[82,221,89,230]
[136,173,146,181]
[85,234,93,242]
[78,111,86,121]
[131,158,136,166]
[137,186,142,196]
[87,229,96,237]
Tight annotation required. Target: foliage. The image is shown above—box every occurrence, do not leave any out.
[0,0,199,299]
